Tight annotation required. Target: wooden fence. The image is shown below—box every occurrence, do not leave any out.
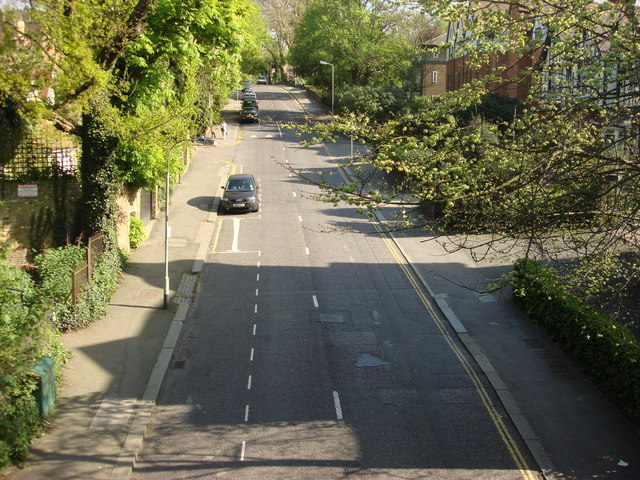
[71,234,104,304]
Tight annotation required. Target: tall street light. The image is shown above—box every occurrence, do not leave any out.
[319,60,334,115]
[164,138,194,309]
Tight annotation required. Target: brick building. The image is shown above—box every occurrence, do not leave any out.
[421,33,448,98]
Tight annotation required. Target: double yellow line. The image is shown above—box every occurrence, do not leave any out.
[375,223,537,480]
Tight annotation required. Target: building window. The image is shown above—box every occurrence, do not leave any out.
[432,71,438,83]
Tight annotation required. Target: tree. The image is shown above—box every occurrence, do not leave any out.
[292,0,640,318]
[257,0,308,80]
[1,0,260,240]
[288,0,419,87]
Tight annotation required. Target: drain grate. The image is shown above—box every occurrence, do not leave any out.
[139,289,160,298]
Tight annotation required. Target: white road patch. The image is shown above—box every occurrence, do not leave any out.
[240,441,246,461]
[244,405,250,422]
[298,216,303,222]
[256,289,259,296]
[254,304,258,314]
[231,217,241,252]
[250,348,254,361]
[293,191,297,197]
[247,375,252,390]
[333,391,343,421]
[305,247,310,255]
[253,324,257,335]
[312,295,319,308]
[256,274,260,282]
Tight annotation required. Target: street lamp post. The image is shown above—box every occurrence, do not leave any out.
[164,138,193,309]
[319,60,334,115]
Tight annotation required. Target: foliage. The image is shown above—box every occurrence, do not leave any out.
[129,216,147,249]
[0,99,30,167]
[0,259,68,469]
[292,0,639,272]
[257,0,308,79]
[34,245,86,311]
[510,258,640,422]
[335,85,410,122]
[64,242,125,330]
[288,0,420,88]
[1,0,264,235]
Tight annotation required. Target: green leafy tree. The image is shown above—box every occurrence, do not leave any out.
[257,0,309,80]
[1,0,260,241]
[288,0,418,88]
[291,0,640,320]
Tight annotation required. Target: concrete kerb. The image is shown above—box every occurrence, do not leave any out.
[335,150,557,479]
[109,153,227,480]
[373,209,557,479]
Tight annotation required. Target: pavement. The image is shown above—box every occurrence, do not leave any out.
[4,85,640,480]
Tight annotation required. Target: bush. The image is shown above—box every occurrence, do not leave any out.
[335,85,410,122]
[0,260,68,470]
[129,216,147,249]
[34,246,86,304]
[510,258,640,422]
[34,242,124,331]
[61,242,125,330]
[34,246,86,328]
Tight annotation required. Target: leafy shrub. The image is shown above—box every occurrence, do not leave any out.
[0,260,68,470]
[129,216,147,249]
[34,246,86,304]
[34,246,86,326]
[33,242,124,331]
[61,242,125,330]
[510,258,640,422]
[335,85,410,122]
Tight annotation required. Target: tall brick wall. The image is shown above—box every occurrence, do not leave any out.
[0,180,81,264]
[1,182,156,265]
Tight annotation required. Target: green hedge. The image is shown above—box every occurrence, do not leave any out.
[510,258,640,422]
[0,260,68,470]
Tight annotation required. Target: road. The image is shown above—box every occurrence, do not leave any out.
[131,85,542,479]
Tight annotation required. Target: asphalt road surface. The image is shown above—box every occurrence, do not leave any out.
[132,85,542,479]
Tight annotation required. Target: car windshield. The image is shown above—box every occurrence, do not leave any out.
[242,108,257,114]
[226,179,254,192]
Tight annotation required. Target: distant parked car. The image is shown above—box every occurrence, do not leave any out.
[221,174,260,213]
[240,107,259,123]
[242,99,258,110]
[242,91,257,101]
[257,76,267,85]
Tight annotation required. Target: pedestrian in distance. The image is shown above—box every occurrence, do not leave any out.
[220,120,228,138]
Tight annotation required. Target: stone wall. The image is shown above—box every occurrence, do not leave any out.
[0,179,81,264]
[1,181,157,265]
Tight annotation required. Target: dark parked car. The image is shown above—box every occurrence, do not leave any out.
[242,99,258,110]
[240,107,259,123]
[221,174,260,213]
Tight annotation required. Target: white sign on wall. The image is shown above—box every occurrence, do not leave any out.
[17,184,38,198]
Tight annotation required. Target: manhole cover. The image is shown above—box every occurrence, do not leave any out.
[320,313,344,323]
[355,354,388,367]
[139,289,160,298]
